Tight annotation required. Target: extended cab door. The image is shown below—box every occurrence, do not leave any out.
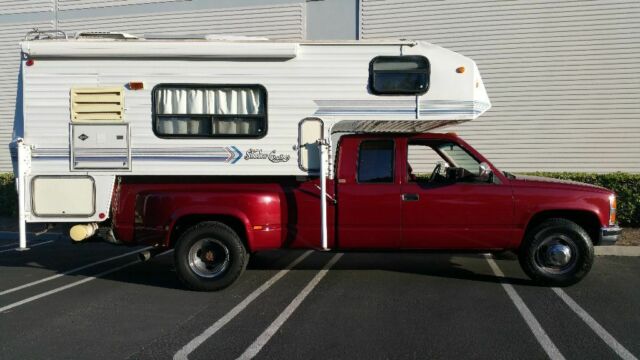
[401,137,515,249]
[336,136,401,249]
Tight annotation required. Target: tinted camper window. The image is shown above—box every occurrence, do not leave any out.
[153,85,267,138]
[370,56,430,95]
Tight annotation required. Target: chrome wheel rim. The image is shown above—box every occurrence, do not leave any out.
[533,234,578,275]
[187,238,230,278]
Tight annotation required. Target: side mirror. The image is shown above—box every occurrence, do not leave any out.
[479,162,492,178]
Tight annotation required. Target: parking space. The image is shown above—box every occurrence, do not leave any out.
[0,237,638,360]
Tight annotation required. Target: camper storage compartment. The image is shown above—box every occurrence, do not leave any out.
[31,176,95,216]
[71,123,131,170]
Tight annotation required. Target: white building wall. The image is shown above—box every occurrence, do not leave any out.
[0,1,53,15]
[57,3,305,39]
[0,20,54,171]
[361,0,640,173]
[2,0,639,173]
[57,0,185,11]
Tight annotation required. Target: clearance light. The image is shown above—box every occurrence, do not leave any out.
[253,225,279,231]
[25,59,34,67]
[609,194,617,225]
[128,81,144,90]
[456,66,465,74]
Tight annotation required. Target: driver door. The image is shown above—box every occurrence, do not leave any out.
[400,139,514,249]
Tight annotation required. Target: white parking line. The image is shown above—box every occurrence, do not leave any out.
[484,254,566,360]
[0,238,60,249]
[552,288,638,360]
[0,260,138,313]
[237,253,343,360]
[0,240,54,253]
[0,246,153,296]
[173,250,313,360]
[0,249,173,314]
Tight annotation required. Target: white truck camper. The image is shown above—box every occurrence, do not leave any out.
[12,31,490,250]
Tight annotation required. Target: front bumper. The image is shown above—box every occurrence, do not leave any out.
[599,225,622,245]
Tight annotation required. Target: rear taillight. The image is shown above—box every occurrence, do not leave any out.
[609,194,617,226]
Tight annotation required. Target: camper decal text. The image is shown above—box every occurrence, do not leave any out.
[244,149,291,163]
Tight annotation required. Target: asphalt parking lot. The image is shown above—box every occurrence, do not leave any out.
[0,235,638,360]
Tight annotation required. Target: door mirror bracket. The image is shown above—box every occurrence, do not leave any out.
[479,162,493,182]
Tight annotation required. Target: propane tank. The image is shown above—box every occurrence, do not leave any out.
[69,223,98,242]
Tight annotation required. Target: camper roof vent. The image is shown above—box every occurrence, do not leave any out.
[75,31,138,40]
[70,87,124,122]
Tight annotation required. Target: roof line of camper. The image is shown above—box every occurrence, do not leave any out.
[20,39,422,59]
[21,39,418,45]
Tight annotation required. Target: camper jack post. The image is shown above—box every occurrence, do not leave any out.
[16,139,29,251]
[318,138,329,251]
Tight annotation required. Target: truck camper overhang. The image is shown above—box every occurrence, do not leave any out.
[330,119,468,134]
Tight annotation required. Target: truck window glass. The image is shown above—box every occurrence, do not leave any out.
[358,140,394,183]
[152,85,267,138]
[370,56,430,95]
[407,143,443,181]
[437,143,479,174]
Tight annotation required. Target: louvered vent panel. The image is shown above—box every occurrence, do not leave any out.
[70,87,124,121]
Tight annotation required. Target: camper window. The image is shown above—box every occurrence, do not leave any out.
[153,85,266,138]
[370,56,430,95]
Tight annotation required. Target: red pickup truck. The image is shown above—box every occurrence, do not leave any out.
[108,132,620,290]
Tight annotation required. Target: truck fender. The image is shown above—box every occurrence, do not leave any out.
[165,206,255,250]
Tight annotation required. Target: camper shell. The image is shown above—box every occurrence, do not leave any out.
[15,33,490,224]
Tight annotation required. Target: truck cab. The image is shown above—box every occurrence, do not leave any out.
[336,132,514,250]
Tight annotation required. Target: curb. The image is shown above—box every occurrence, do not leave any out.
[595,246,640,257]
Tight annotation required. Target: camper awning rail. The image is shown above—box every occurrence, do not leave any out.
[21,41,299,59]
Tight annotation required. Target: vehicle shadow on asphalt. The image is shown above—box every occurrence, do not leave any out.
[248,250,540,287]
[0,241,539,292]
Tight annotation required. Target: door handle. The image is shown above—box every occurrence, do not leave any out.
[402,193,420,201]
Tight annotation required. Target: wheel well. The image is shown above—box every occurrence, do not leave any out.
[525,210,601,245]
[169,214,248,249]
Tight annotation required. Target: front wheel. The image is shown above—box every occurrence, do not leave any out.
[519,218,594,286]
[174,221,248,291]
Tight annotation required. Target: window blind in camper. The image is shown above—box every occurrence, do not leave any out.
[153,85,266,138]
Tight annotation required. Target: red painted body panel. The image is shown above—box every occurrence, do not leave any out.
[397,136,515,249]
[110,133,614,252]
[509,177,611,246]
[336,135,402,248]
[112,177,336,250]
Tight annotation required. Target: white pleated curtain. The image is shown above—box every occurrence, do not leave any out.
[156,87,263,135]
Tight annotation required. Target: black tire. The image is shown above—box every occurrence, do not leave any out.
[174,221,248,291]
[519,218,594,286]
